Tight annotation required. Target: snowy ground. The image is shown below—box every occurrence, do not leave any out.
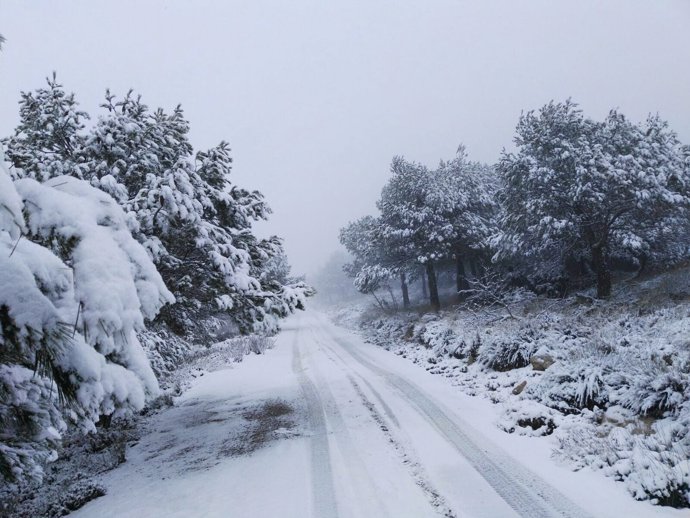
[64,310,685,518]
[331,269,690,510]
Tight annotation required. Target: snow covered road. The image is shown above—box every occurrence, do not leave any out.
[71,311,682,518]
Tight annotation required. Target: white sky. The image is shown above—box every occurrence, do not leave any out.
[1,0,689,277]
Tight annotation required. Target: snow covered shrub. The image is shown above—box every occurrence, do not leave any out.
[419,321,456,354]
[557,419,690,507]
[0,149,173,482]
[478,329,537,371]
[450,340,466,360]
[246,335,274,355]
[233,335,274,356]
[466,333,481,364]
[530,359,609,413]
[139,328,200,380]
[45,480,107,517]
[197,335,275,364]
[500,399,557,436]
[526,333,618,414]
[620,364,689,418]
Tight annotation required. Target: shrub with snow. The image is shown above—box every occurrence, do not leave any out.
[499,399,558,436]
[530,360,609,414]
[620,363,689,418]
[478,330,538,371]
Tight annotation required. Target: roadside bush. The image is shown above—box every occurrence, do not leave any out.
[557,419,690,508]
[245,335,274,355]
[530,360,609,413]
[500,399,558,436]
[479,333,537,371]
[621,366,689,418]
[419,322,457,354]
[216,335,275,360]
[45,481,107,517]
[140,328,198,379]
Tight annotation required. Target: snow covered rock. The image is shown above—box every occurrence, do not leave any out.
[530,352,555,371]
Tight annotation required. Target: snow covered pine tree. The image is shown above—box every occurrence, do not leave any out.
[494,100,690,298]
[0,144,173,482]
[4,79,313,338]
[1,77,312,484]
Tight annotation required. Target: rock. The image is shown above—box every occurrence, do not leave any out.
[530,353,555,371]
[512,380,527,395]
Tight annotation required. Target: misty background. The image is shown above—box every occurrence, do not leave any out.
[1,0,689,278]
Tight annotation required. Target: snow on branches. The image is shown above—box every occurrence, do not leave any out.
[341,149,498,310]
[0,147,172,482]
[495,100,690,298]
[4,79,313,338]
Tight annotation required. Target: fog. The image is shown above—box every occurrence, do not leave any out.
[1,0,689,277]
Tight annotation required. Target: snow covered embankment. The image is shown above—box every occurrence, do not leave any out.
[332,271,690,509]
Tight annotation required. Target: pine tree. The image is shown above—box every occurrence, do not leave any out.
[428,147,498,296]
[4,73,88,182]
[377,157,449,310]
[342,150,497,311]
[0,146,173,482]
[5,80,313,339]
[495,100,690,297]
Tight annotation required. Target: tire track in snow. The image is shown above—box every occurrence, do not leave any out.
[291,331,339,518]
[313,327,457,518]
[359,377,401,429]
[317,338,400,429]
[347,375,458,518]
[320,321,595,518]
[304,328,392,518]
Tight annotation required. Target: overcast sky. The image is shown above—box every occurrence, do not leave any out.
[1,1,689,277]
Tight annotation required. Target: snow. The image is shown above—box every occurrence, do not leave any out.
[69,330,310,518]
[14,174,174,402]
[0,145,25,239]
[331,266,690,510]
[64,310,686,517]
[0,153,176,481]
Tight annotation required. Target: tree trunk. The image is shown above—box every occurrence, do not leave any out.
[426,261,441,311]
[592,245,612,298]
[400,272,410,308]
[421,270,428,298]
[386,284,398,310]
[371,291,385,309]
[470,256,481,278]
[456,255,470,296]
[635,253,648,278]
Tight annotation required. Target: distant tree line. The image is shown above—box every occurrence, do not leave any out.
[341,100,690,309]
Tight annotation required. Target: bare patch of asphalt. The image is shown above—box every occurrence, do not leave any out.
[140,396,301,476]
[221,399,298,457]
